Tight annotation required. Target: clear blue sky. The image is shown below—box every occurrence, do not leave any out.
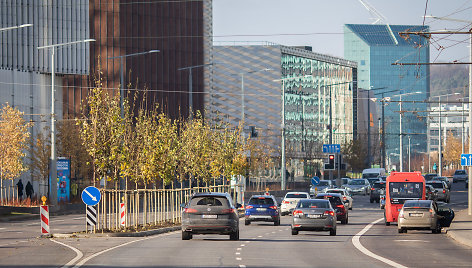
[213,0,472,63]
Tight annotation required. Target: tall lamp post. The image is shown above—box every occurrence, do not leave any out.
[392,91,421,172]
[273,75,312,190]
[177,63,213,119]
[0,23,32,32]
[37,38,95,206]
[108,50,160,118]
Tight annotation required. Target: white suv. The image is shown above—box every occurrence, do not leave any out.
[280,192,310,216]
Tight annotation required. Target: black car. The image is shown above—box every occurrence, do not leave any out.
[423,173,438,182]
[181,192,239,240]
[370,181,386,203]
[315,193,348,224]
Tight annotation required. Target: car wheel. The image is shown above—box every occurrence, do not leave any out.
[398,228,403,233]
[349,206,352,210]
[274,218,280,226]
[341,218,348,224]
[291,229,298,235]
[330,228,336,236]
[245,220,251,225]
[182,231,192,240]
[370,198,374,203]
[230,229,240,241]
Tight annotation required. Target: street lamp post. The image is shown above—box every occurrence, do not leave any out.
[37,39,95,206]
[177,63,213,119]
[0,23,32,32]
[108,50,160,118]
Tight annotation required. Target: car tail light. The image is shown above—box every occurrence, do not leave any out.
[221,208,235,213]
[343,196,347,201]
[399,210,404,218]
[283,201,290,204]
[336,204,345,212]
[293,210,303,217]
[429,209,434,217]
[324,210,335,216]
[269,206,277,210]
[184,208,197,213]
[371,187,375,191]
[443,189,446,194]
[246,205,253,209]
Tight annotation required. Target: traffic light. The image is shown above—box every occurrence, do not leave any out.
[324,154,335,170]
[249,126,258,137]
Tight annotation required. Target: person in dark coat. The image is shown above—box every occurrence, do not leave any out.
[16,179,24,199]
[25,181,34,199]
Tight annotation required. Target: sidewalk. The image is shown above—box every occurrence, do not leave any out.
[446,209,472,248]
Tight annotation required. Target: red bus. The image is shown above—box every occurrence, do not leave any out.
[384,172,426,226]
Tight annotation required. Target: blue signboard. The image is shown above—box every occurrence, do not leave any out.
[311,176,320,186]
[461,154,472,166]
[323,144,341,153]
[81,186,101,206]
[57,158,70,203]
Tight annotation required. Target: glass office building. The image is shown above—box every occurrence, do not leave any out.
[344,24,430,170]
[209,44,357,176]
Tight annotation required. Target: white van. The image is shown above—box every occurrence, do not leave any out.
[362,168,386,185]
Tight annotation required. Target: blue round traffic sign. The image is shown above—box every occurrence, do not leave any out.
[81,186,101,206]
[311,176,320,186]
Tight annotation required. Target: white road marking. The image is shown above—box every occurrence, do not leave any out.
[235,252,241,255]
[50,239,83,268]
[55,219,65,222]
[394,240,428,242]
[240,244,245,247]
[271,231,276,234]
[239,265,246,268]
[27,223,39,226]
[237,248,242,251]
[352,218,408,268]
[0,228,5,230]
[73,217,84,220]
[236,257,242,261]
[257,235,262,238]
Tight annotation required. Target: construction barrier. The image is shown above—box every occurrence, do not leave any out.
[120,202,126,227]
[40,205,49,235]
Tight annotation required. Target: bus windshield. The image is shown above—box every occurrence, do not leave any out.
[389,182,423,203]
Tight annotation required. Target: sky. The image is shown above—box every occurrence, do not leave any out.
[213,0,472,63]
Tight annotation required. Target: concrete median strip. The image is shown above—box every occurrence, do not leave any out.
[352,218,408,268]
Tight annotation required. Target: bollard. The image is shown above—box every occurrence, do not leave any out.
[120,196,126,227]
[40,196,49,235]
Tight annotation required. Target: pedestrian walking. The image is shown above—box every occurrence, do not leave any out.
[25,181,34,199]
[16,179,24,200]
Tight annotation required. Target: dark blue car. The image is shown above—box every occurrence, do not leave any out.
[245,195,280,226]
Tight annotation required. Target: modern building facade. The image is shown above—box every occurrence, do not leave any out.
[209,44,357,178]
[344,24,430,170]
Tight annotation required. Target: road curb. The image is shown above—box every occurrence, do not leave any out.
[446,229,472,248]
[51,226,181,238]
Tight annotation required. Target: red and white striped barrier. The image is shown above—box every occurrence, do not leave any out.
[40,205,49,235]
[120,202,126,227]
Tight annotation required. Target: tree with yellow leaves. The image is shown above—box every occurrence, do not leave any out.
[0,103,32,201]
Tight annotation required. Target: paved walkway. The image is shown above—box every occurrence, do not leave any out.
[446,209,472,248]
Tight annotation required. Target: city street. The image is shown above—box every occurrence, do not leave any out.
[1,182,471,267]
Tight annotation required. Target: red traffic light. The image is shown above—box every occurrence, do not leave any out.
[329,155,335,160]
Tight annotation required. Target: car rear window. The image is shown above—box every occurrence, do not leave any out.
[190,196,229,207]
[249,197,275,205]
[349,179,366,185]
[315,195,343,206]
[403,201,431,208]
[326,190,343,195]
[298,200,330,209]
[427,182,444,189]
[455,170,466,175]
[373,183,385,189]
[285,193,309,199]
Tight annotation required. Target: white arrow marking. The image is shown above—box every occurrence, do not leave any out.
[84,189,97,202]
[469,155,472,166]
[462,155,467,165]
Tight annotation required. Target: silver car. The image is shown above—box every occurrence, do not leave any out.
[280,192,310,215]
[291,199,337,236]
[309,180,333,196]
[181,192,239,240]
[398,200,441,234]
[427,181,450,203]
[344,179,371,195]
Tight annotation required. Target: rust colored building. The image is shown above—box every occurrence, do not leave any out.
[63,0,213,120]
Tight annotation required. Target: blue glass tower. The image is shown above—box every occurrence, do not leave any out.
[344,24,430,170]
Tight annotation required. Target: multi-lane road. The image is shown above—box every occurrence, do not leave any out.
[1,182,471,267]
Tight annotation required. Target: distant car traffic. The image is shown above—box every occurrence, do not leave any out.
[345,179,371,195]
[370,181,386,203]
[453,169,468,183]
[398,200,454,234]
[426,181,450,203]
[341,178,351,189]
[325,188,353,210]
[291,199,337,236]
[245,195,280,226]
[434,176,452,189]
[426,185,437,201]
[310,180,333,196]
[315,193,348,224]
[181,192,239,240]
[280,192,310,216]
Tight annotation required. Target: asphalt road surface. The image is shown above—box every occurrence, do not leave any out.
[1,182,472,267]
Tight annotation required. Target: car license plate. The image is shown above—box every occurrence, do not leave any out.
[257,208,266,211]
[202,214,217,219]
[409,213,423,217]
[307,214,322,219]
